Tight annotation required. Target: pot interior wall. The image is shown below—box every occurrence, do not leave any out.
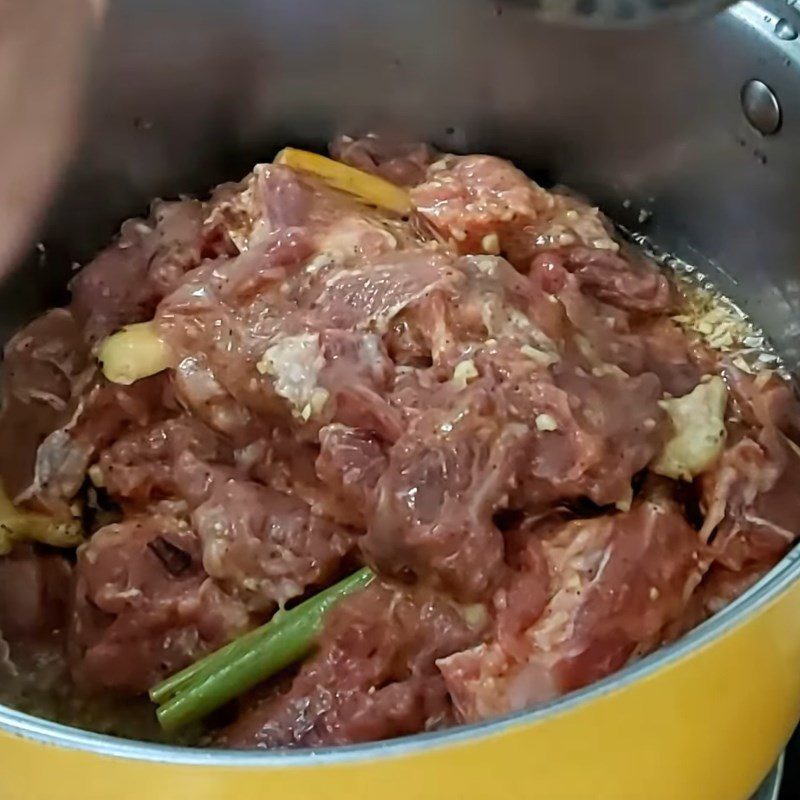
[4,0,799,367]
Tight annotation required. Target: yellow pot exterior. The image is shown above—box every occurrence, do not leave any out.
[1,573,799,800]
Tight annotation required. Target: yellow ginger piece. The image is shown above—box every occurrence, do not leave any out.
[274,147,412,214]
[98,322,172,386]
[0,483,83,555]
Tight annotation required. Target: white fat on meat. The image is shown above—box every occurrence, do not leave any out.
[652,376,728,481]
[320,261,448,334]
[257,334,326,418]
[538,194,619,252]
[315,216,398,262]
[303,217,397,277]
[480,295,558,362]
[205,175,257,252]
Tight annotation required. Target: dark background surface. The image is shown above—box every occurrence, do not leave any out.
[779,727,798,799]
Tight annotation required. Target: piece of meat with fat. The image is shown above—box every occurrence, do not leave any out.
[503,190,620,266]
[530,363,667,507]
[365,339,666,601]
[240,427,354,527]
[531,254,709,396]
[96,415,233,507]
[700,438,793,566]
[411,155,617,258]
[663,558,778,643]
[7,368,170,518]
[364,382,528,601]
[635,316,714,398]
[70,515,250,693]
[698,367,800,571]
[438,495,706,722]
[70,198,235,344]
[412,155,553,254]
[155,174,427,439]
[492,521,552,660]
[315,424,388,527]
[550,246,671,315]
[383,253,563,377]
[308,250,456,335]
[319,331,402,442]
[0,308,94,509]
[474,340,666,510]
[0,545,72,641]
[192,477,356,613]
[219,580,480,748]
[725,362,800,435]
[252,163,417,255]
[100,419,356,615]
[41,374,173,499]
[160,243,462,441]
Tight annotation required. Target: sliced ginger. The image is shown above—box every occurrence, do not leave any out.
[274,147,412,215]
[98,321,172,386]
[0,483,83,555]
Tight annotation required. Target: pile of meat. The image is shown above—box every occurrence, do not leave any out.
[1,135,799,748]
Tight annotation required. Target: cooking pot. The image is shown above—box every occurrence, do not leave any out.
[0,1,799,798]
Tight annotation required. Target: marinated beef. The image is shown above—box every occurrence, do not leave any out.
[0,137,796,748]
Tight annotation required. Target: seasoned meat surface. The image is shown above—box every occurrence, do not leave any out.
[438,491,706,721]
[0,135,797,748]
[220,580,480,748]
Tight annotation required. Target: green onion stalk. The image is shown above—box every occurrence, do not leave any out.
[150,566,375,732]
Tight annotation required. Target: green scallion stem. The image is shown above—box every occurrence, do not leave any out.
[152,567,374,732]
[149,624,267,705]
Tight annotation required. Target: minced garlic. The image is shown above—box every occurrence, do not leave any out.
[453,359,479,390]
[481,232,501,255]
[535,413,558,432]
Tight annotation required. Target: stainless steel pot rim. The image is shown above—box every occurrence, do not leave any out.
[0,541,797,766]
[761,754,785,800]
